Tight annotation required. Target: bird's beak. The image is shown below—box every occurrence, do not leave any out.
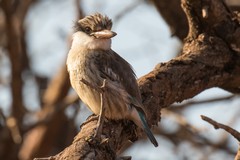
[91,30,117,39]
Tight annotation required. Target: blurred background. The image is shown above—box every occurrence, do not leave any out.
[0,0,239,159]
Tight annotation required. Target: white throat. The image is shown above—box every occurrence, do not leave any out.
[71,31,112,50]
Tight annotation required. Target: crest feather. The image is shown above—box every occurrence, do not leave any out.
[74,13,112,33]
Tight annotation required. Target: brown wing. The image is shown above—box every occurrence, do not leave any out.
[96,49,141,101]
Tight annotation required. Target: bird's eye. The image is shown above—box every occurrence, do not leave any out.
[85,27,91,33]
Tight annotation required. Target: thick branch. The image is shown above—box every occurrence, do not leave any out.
[39,34,240,159]
[38,0,240,159]
[43,20,240,160]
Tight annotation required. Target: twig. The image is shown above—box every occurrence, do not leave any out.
[201,115,240,141]
[80,78,107,138]
[155,121,236,155]
[76,78,109,140]
[75,0,84,19]
[94,79,107,138]
[170,95,236,110]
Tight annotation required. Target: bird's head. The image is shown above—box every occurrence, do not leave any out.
[72,13,116,50]
[74,13,117,39]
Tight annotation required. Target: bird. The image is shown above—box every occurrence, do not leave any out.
[66,13,158,147]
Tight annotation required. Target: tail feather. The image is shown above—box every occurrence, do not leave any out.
[138,111,158,147]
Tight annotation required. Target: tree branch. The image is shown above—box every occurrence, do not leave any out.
[201,115,240,141]
[36,0,240,159]
[201,115,240,159]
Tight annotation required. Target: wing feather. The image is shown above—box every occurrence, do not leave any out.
[96,49,141,101]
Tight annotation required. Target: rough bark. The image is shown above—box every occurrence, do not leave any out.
[35,0,240,159]
[151,0,240,42]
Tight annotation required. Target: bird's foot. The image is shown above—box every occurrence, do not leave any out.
[80,115,105,142]
[94,115,105,139]
[80,115,98,128]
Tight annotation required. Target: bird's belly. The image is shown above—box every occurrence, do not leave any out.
[81,87,129,120]
[69,70,128,120]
